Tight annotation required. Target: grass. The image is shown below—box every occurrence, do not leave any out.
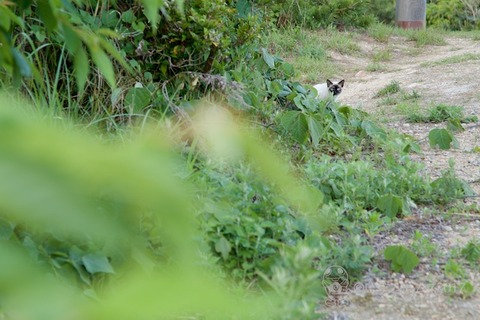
[420,53,480,67]
[389,28,447,47]
[366,62,386,72]
[372,48,392,62]
[367,23,395,42]
[266,27,326,59]
[374,80,401,98]
[319,28,361,54]
[264,27,357,81]
[405,104,478,123]
[454,29,480,41]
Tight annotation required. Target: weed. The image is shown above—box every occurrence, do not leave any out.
[396,28,447,46]
[320,29,362,54]
[445,259,467,279]
[412,231,438,258]
[374,81,401,98]
[421,53,480,67]
[461,240,480,263]
[372,49,393,62]
[406,104,478,123]
[368,23,394,42]
[366,63,386,72]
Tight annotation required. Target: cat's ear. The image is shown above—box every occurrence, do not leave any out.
[326,79,333,86]
[338,79,345,88]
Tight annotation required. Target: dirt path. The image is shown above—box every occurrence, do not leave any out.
[321,34,480,319]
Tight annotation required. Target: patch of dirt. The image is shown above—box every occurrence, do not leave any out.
[318,34,480,319]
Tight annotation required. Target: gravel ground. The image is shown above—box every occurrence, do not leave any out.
[318,33,480,319]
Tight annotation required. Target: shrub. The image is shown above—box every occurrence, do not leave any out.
[427,0,480,30]
[256,0,376,29]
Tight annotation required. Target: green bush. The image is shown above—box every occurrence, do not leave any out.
[427,0,480,30]
[370,0,396,24]
[256,0,376,29]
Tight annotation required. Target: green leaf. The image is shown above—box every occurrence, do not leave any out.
[0,218,14,240]
[279,111,308,144]
[141,0,166,31]
[37,0,57,32]
[235,0,252,18]
[428,128,454,150]
[124,87,151,113]
[82,253,115,274]
[90,46,116,88]
[0,6,11,31]
[62,23,81,53]
[447,119,464,132]
[384,245,419,274]
[306,114,323,146]
[214,237,231,260]
[98,37,132,73]
[261,48,275,69]
[12,48,31,77]
[377,194,403,218]
[361,120,386,141]
[101,10,119,28]
[13,0,33,11]
[74,47,89,93]
[121,9,135,23]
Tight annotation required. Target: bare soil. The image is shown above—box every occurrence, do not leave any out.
[319,34,480,319]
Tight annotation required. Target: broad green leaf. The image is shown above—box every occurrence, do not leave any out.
[214,237,231,260]
[447,119,464,132]
[101,10,120,28]
[292,82,307,94]
[0,6,11,30]
[90,46,116,88]
[82,253,115,274]
[62,23,81,53]
[261,48,275,69]
[235,0,252,18]
[384,245,419,274]
[37,0,58,32]
[98,37,132,73]
[361,120,386,141]
[428,128,453,150]
[121,9,135,23]
[124,87,151,113]
[0,218,14,240]
[279,111,308,144]
[0,5,24,29]
[74,47,89,93]
[377,194,403,218]
[12,48,31,77]
[13,0,33,10]
[307,115,323,146]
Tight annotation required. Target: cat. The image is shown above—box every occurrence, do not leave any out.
[313,79,345,100]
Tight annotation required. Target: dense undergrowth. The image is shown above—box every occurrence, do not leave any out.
[0,0,476,319]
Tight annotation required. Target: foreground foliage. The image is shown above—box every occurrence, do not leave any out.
[0,1,475,319]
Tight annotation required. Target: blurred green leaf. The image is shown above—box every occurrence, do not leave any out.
[384,245,419,274]
[74,47,89,93]
[125,87,151,112]
[215,237,231,260]
[37,0,57,32]
[90,46,115,88]
[279,111,308,143]
[377,194,403,218]
[428,128,454,150]
[82,253,115,275]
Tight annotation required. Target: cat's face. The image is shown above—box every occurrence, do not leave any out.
[326,79,345,96]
